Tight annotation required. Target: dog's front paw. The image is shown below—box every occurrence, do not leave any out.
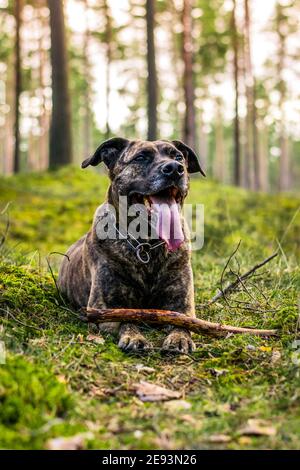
[162,329,195,354]
[118,332,150,352]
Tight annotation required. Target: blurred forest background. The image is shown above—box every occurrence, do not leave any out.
[0,0,299,192]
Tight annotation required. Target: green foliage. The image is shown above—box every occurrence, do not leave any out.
[0,169,300,449]
[0,356,76,449]
[196,0,231,75]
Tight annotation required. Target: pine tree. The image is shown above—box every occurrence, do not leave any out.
[48,0,72,167]
[182,0,196,149]
[146,0,158,141]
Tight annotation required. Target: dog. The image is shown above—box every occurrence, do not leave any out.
[58,137,205,353]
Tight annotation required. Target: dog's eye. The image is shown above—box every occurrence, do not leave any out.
[134,153,150,162]
[174,154,184,162]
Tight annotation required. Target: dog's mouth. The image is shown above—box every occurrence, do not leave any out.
[129,187,185,252]
[130,186,183,205]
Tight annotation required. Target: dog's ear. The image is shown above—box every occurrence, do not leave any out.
[81,137,129,170]
[171,140,206,176]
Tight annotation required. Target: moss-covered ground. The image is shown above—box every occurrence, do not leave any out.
[0,167,299,449]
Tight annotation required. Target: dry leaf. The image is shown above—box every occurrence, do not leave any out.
[135,364,155,373]
[154,431,175,450]
[207,434,232,443]
[271,350,281,364]
[87,334,104,345]
[90,385,105,398]
[46,433,93,450]
[181,414,197,425]
[77,334,84,343]
[29,337,46,346]
[134,380,181,402]
[85,421,100,432]
[107,417,121,433]
[238,419,277,437]
[164,399,191,411]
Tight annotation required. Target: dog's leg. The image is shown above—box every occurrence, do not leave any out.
[87,273,120,336]
[88,267,150,351]
[154,265,196,354]
[162,327,195,354]
[118,323,150,352]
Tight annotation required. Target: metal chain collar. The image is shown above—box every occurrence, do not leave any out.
[111,213,165,264]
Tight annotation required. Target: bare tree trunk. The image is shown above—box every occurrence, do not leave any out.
[232,0,241,186]
[182,0,196,149]
[48,0,72,168]
[83,0,92,155]
[38,7,49,170]
[103,0,112,140]
[258,124,269,192]
[146,0,158,141]
[198,108,208,172]
[244,0,260,190]
[242,30,252,189]
[279,131,290,191]
[13,0,22,173]
[169,0,183,137]
[214,98,225,183]
[2,53,14,175]
[277,3,290,191]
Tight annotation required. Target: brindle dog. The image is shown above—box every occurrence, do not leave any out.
[58,138,205,353]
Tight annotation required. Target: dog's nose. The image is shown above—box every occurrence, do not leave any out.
[161,161,185,178]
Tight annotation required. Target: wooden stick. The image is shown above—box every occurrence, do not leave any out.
[209,252,278,304]
[84,307,278,338]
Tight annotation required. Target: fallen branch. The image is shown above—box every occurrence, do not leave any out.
[84,308,278,338]
[209,252,278,304]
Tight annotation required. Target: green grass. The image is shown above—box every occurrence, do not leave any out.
[0,167,299,449]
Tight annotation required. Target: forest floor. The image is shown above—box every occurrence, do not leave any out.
[0,167,299,450]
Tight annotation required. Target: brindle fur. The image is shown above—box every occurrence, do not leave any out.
[58,138,205,353]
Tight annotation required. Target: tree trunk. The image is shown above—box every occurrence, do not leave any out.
[244,0,260,190]
[214,98,225,183]
[277,3,290,191]
[169,0,183,137]
[182,0,196,149]
[3,54,14,174]
[146,0,158,141]
[48,0,72,167]
[258,124,269,192]
[13,0,22,173]
[232,0,241,186]
[103,0,112,140]
[198,108,208,172]
[38,7,49,170]
[83,0,92,155]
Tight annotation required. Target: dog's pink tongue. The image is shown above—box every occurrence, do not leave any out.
[149,195,184,251]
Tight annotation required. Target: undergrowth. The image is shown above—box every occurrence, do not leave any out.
[0,167,299,449]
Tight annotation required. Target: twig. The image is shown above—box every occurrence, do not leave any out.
[230,268,257,302]
[46,251,69,305]
[83,308,278,338]
[0,307,41,331]
[209,252,278,304]
[219,240,242,306]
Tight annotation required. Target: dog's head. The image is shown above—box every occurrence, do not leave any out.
[82,137,205,250]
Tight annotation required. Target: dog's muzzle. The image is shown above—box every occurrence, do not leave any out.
[161,161,185,180]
